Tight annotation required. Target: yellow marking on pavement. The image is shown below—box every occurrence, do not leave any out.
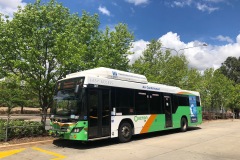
[32,147,66,160]
[0,148,25,159]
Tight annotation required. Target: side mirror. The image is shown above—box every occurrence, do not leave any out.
[75,85,79,93]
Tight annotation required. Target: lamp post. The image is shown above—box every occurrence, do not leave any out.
[161,43,208,55]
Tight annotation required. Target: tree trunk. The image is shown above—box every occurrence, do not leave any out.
[41,107,48,126]
[21,105,24,114]
[40,95,49,127]
[39,92,53,128]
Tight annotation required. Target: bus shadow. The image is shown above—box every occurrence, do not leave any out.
[52,127,201,149]
[52,138,117,150]
[133,126,201,141]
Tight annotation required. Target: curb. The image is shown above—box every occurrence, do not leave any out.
[0,139,54,149]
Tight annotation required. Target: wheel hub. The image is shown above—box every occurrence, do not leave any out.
[122,126,130,137]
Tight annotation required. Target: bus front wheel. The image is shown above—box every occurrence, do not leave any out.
[180,117,188,132]
[118,122,132,143]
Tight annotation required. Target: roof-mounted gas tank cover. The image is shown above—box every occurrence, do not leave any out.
[66,67,148,84]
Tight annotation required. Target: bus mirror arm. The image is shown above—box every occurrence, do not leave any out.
[75,85,79,93]
[111,107,116,116]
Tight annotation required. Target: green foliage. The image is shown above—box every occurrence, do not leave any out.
[0,119,44,141]
[199,69,235,111]
[228,84,240,110]
[0,75,38,113]
[131,39,189,87]
[218,56,240,111]
[182,68,202,91]
[0,120,4,140]
[0,0,133,124]
[96,24,134,70]
[219,56,240,84]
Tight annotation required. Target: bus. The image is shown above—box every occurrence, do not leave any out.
[49,67,202,143]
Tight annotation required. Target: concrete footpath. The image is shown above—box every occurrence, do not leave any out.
[1,119,240,160]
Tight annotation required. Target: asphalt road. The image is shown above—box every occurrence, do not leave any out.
[1,119,240,160]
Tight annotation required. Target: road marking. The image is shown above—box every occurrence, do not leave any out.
[0,148,25,159]
[32,147,66,160]
[0,139,54,149]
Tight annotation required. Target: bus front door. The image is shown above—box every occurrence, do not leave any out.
[88,89,110,139]
[164,96,173,128]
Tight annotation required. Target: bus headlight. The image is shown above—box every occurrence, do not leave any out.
[72,127,83,133]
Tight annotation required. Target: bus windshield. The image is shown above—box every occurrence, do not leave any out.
[51,78,86,119]
[53,90,79,116]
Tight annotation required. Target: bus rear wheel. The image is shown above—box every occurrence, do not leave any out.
[118,122,132,143]
[180,117,188,132]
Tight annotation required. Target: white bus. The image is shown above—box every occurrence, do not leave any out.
[49,67,202,142]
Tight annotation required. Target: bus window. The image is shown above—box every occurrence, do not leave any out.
[196,96,201,106]
[172,94,178,114]
[115,88,134,115]
[149,92,162,114]
[135,91,148,115]
[178,95,190,106]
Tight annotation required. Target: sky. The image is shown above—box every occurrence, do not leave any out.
[0,0,240,71]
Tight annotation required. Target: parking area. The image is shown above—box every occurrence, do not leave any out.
[1,119,240,160]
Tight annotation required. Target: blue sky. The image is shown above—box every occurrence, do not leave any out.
[1,0,240,70]
[20,0,240,45]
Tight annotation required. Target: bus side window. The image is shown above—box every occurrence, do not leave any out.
[115,88,134,115]
[178,95,190,106]
[171,94,178,114]
[135,91,148,115]
[196,96,201,106]
[149,92,162,114]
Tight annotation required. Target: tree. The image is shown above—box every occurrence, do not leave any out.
[0,75,34,114]
[0,0,133,125]
[219,56,240,84]
[131,39,189,87]
[227,84,240,118]
[0,13,6,79]
[96,24,134,71]
[0,0,98,124]
[218,56,240,117]
[181,68,202,91]
[164,54,189,87]
[200,69,234,113]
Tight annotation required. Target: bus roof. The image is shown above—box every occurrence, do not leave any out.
[66,67,148,84]
[63,67,199,96]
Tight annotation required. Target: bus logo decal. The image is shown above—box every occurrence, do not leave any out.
[112,71,118,78]
[134,115,148,122]
[142,85,160,91]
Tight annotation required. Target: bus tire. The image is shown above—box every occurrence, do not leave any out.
[180,117,188,132]
[118,122,132,143]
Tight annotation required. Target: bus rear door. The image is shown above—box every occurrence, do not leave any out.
[164,95,173,128]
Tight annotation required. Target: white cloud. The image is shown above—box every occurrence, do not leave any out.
[159,32,186,53]
[170,0,223,13]
[98,6,111,16]
[0,0,26,19]
[196,3,219,13]
[129,32,240,71]
[131,7,135,14]
[125,0,149,6]
[112,2,118,6]
[214,35,234,43]
[204,0,226,3]
[172,0,192,7]
[128,39,149,63]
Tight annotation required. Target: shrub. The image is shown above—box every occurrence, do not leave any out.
[0,119,45,141]
[0,119,5,141]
